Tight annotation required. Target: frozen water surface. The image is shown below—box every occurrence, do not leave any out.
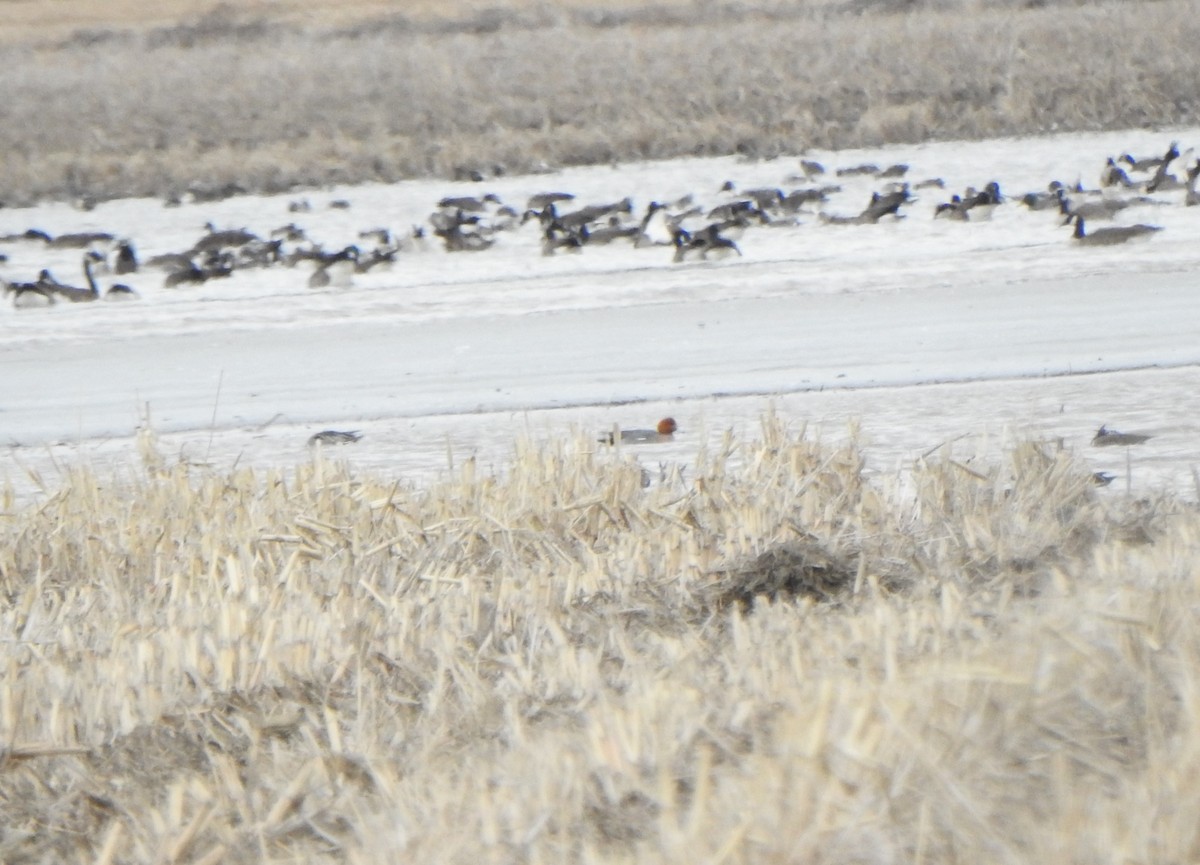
[2,127,1199,499]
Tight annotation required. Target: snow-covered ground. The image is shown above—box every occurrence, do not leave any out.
[2,127,1199,500]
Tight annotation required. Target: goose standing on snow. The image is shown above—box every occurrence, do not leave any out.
[4,277,56,308]
[37,265,97,303]
[1184,160,1200,207]
[1066,214,1162,246]
[113,239,139,274]
[84,251,139,301]
[308,246,359,288]
[1100,157,1133,189]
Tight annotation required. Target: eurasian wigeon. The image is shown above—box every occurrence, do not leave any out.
[598,417,678,445]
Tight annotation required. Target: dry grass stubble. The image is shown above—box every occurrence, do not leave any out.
[2,416,1199,862]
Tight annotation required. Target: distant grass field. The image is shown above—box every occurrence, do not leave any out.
[0,0,1195,204]
[3,419,1199,863]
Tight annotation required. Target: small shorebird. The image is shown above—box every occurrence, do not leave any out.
[598,418,678,445]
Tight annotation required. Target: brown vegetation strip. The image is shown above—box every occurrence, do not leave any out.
[0,0,1196,204]
[1,419,1198,861]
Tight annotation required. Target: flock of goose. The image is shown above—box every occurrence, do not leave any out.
[1,139,1196,310]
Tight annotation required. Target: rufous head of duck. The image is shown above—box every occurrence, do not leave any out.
[657,417,678,435]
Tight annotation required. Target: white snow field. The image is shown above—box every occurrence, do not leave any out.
[2,126,1199,499]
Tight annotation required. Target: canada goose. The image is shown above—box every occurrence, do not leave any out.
[1100,158,1133,189]
[1145,142,1182,193]
[358,227,392,245]
[879,163,909,179]
[934,195,969,221]
[859,184,912,222]
[394,225,430,254]
[1185,161,1200,206]
[198,249,234,280]
[1056,188,1150,221]
[430,207,482,234]
[577,216,641,246]
[104,283,139,301]
[145,251,196,271]
[556,198,635,230]
[434,219,494,253]
[818,212,872,226]
[521,202,557,231]
[707,199,759,222]
[37,265,97,303]
[598,418,678,445]
[192,223,259,255]
[235,239,283,269]
[820,187,909,226]
[1021,181,1067,211]
[836,163,880,177]
[634,201,673,247]
[271,222,308,242]
[355,245,398,274]
[437,193,500,212]
[4,278,56,308]
[961,181,1003,219]
[672,223,741,262]
[526,192,575,211]
[84,252,139,301]
[1121,151,1167,173]
[1067,214,1162,246]
[490,205,522,232]
[739,187,785,210]
[308,429,362,446]
[308,246,359,288]
[47,231,115,249]
[1092,425,1152,446]
[113,239,138,274]
[541,218,588,255]
[163,261,207,288]
[779,186,832,213]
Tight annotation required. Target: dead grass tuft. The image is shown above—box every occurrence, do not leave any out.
[707,537,859,609]
[2,418,1200,862]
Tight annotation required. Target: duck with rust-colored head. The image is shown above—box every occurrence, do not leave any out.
[598,417,678,445]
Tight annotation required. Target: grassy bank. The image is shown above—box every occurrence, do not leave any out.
[0,0,1196,204]
[2,419,1198,862]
